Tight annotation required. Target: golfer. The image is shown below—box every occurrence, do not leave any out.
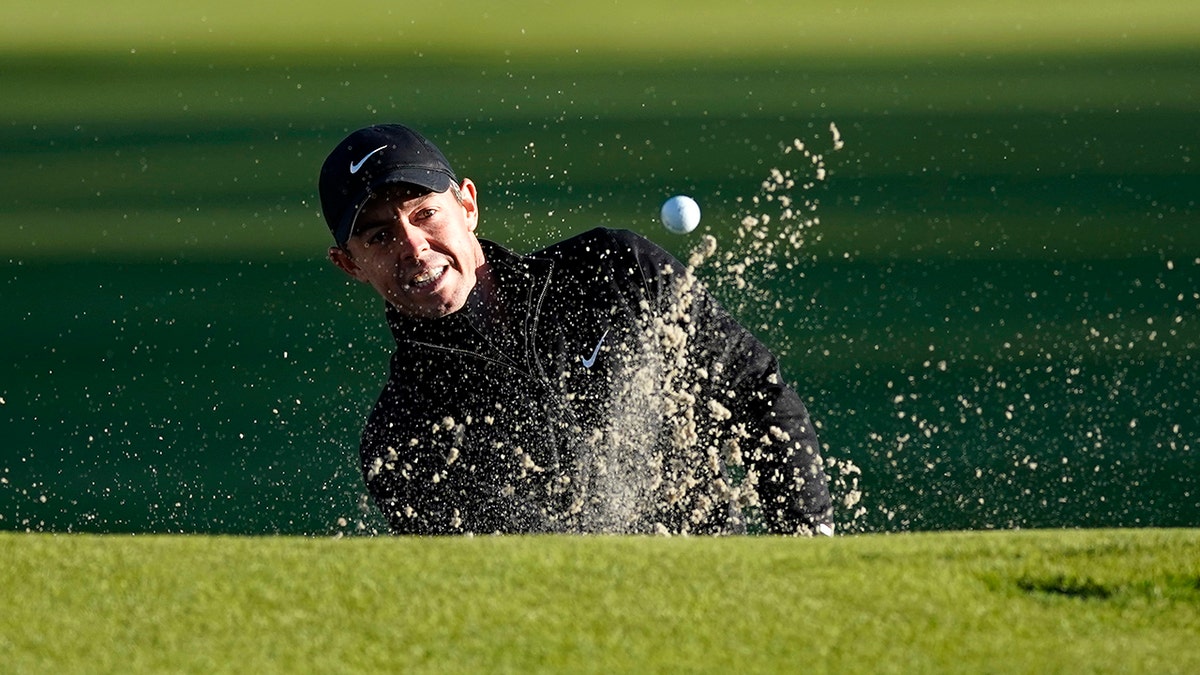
[319,124,833,536]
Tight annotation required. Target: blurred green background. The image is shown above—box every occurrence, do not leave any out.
[2,1,1197,534]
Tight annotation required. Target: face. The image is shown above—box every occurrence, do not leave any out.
[329,179,485,319]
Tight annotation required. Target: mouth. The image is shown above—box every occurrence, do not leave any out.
[404,265,448,291]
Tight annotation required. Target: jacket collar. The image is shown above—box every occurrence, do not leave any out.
[384,239,553,353]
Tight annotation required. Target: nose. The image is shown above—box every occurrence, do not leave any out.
[395,220,431,260]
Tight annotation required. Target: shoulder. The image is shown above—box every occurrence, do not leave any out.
[532,227,679,271]
[531,227,633,260]
[513,227,692,305]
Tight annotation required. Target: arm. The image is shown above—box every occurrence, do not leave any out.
[358,354,565,536]
[358,375,481,535]
[358,386,447,535]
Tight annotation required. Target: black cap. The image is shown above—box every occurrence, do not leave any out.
[318,124,458,247]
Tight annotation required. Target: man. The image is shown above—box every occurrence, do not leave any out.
[319,123,833,536]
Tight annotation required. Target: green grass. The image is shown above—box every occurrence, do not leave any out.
[3,1,1197,57]
[2,2,1197,261]
[1,10,1198,671]
[2,529,1198,673]
[2,2,1197,535]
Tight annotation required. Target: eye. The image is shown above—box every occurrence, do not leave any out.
[368,227,394,245]
[356,224,393,247]
[413,207,437,222]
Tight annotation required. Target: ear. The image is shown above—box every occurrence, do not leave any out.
[459,178,479,233]
[328,246,366,282]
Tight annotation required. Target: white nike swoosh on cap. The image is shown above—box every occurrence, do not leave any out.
[350,145,388,174]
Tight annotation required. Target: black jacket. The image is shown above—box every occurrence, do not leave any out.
[359,227,832,535]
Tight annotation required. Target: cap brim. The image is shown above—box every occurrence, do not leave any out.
[333,168,456,246]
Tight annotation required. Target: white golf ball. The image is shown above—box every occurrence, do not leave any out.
[660,195,701,234]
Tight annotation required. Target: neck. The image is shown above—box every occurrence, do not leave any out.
[466,261,506,328]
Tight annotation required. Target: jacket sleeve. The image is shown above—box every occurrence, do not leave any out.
[359,351,562,536]
[607,228,834,534]
[359,375,480,536]
[358,383,443,534]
